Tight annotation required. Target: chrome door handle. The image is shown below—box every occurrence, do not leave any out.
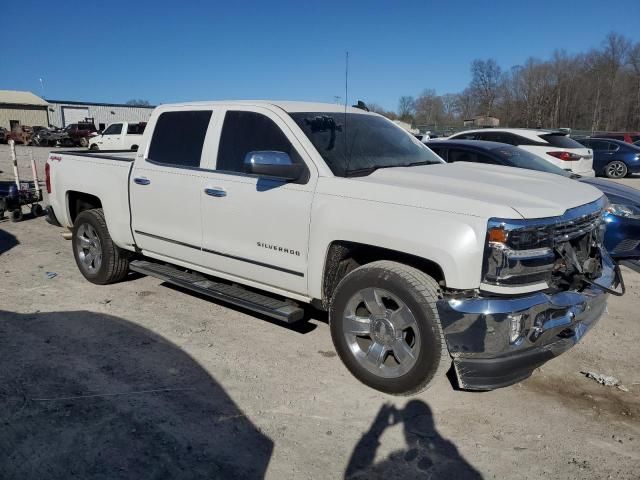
[204,187,226,197]
[133,177,151,185]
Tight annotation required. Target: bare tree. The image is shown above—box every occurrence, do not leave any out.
[398,96,416,122]
[470,59,502,117]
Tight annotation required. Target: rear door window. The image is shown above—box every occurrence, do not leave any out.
[148,110,212,168]
[540,133,584,149]
[216,111,300,173]
[589,140,609,151]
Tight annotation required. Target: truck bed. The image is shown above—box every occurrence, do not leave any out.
[47,149,136,248]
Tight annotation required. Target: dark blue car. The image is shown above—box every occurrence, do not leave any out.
[428,140,640,260]
[577,138,640,178]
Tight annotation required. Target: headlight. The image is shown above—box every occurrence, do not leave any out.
[483,220,556,286]
[606,203,640,220]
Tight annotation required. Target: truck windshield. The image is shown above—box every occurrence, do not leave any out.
[289,112,442,177]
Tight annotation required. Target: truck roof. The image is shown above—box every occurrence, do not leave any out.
[156,100,373,114]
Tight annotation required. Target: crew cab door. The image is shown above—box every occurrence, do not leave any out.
[97,123,124,150]
[198,107,316,295]
[130,107,216,265]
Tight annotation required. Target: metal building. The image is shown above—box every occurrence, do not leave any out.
[46,99,155,130]
[0,90,49,130]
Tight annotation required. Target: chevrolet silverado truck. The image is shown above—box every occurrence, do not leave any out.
[45,101,623,395]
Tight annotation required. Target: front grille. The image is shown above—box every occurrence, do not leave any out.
[551,210,602,243]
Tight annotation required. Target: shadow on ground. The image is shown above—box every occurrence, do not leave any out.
[345,401,482,479]
[0,228,18,255]
[0,310,273,479]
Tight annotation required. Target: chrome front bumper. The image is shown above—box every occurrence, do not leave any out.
[436,253,618,390]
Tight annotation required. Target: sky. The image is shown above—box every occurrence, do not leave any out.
[2,0,639,111]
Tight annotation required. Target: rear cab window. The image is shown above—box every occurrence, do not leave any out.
[147,110,212,168]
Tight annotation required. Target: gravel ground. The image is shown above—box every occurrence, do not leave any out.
[1,144,639,480]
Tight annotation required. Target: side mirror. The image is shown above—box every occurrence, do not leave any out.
[244,151,302,181]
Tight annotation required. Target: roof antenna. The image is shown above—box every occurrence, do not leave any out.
[344,51,350,175]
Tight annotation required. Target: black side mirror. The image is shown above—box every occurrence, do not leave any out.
[244,151,302,181]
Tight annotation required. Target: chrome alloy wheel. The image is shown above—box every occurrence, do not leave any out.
[76,223,103,273]
[606,161,627,178]
[342,287,421,378]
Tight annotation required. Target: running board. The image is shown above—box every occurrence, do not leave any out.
[129,260,305,323]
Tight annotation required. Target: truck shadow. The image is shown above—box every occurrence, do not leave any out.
[345,400,482,479]
[0,228,18,255]
[0,310,273,480]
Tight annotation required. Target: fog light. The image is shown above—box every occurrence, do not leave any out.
[508,314,524,344]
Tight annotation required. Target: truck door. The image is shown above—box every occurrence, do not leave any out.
[198,107,316,295]
[100,123,123,150]
[130,107,215,266]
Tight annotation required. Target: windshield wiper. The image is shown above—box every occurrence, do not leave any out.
[345,161,439,177]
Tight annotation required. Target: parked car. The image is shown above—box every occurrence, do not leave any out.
[63,122,98,147]
[576,138,640,178]
[31,126,67,147]
[429,139,640,260]
[0,127,7,144]
[89,122,146,151]
[447,128,595,176]
[593,132,640,144]
[45,100,620,394]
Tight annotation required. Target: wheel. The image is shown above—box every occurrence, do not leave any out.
[31,203,44,217]
[604,161,628,179]
[72,208,130,284]
[89,144,99,151]
[329,260,449,395]
[79,137,89,148]
[10,208,23,222]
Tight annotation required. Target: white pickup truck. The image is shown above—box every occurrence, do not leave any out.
[45,100,622,394]
[88,121,146,151]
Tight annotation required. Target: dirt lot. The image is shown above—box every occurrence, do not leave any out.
[1,144,639,479]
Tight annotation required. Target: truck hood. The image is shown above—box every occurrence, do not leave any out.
[319,162,604,219]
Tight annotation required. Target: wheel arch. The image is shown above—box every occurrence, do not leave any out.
[317,240,446,309]
[66,191,103,225]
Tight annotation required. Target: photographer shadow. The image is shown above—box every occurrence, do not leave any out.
[345,400,482,479]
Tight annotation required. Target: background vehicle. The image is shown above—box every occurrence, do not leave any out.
[30,126,66,147]
[6,125,33,144]
[45,100,618,395]
[447,128,594,176]
[430,139,640,260]
[576,138,640,178]
[594,132,640,144]
[63,122,98,147]
[89,122,146,151]
[0,127,7,143]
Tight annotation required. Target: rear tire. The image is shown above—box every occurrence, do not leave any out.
[10,209,23,222]
[31,203,44,217]
[604,161,628,179]
[329,260,450,395]
[72,208,130,284]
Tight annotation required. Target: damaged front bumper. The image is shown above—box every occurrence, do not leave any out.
[437,254,619,391]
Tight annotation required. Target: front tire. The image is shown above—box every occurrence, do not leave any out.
[604,160,628,179]
[72,208,130,284]
[329,260,450,395]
